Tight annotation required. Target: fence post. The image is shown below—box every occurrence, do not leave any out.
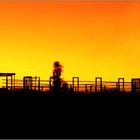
[118,78,124,92]
[95,77,102,93]
[72,77,79,92]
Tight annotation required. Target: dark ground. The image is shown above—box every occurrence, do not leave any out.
[0,90,140,138]
[0,89,140,104]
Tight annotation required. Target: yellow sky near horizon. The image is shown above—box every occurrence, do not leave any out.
[0,2,140,82]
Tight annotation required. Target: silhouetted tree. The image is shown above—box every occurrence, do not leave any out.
[52,61,63,93]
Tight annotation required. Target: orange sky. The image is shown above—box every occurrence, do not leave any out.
[0,1,140,81]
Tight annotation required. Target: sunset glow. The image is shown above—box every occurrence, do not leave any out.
[0,1,140,81]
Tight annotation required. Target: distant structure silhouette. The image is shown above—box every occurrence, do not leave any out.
[52,61,63,93]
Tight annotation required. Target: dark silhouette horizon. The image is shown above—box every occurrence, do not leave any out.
[0,61,140,96]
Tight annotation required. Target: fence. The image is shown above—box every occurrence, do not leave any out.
[1,76,139,93]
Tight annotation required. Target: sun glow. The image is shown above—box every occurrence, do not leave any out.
[0,2,140,82]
